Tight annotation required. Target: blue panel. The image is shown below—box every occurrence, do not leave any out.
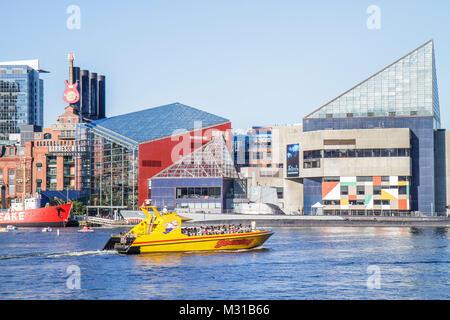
[303,178,322,215]
[150,178,224,210]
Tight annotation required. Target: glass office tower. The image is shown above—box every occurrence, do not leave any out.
[0,60,45,144]
[302,40,443,216]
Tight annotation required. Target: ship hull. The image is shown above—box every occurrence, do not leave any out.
[0,203,73,228]
[106,231,274,254]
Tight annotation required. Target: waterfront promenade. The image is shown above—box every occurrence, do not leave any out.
[180,213,450,227]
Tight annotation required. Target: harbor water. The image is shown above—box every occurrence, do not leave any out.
[0,226,449,299]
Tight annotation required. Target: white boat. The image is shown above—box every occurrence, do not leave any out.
[41,227,52,232]
[78,226,94,233]
[6,225,18,231]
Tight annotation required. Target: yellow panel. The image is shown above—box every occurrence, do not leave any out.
[398,181,408,186]
[381,190,396,200]
[340,199,349,205]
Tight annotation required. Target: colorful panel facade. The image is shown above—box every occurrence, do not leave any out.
[321,176,410,212]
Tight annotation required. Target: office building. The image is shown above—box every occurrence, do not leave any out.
[0,59,47,145]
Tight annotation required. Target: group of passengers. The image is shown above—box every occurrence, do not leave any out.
[182,224,253,236]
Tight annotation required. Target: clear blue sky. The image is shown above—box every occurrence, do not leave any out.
[0,0,449,130]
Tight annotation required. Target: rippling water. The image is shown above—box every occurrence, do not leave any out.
[0,226,449,299]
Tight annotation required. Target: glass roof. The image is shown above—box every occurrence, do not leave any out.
[305,40,440,126]
[89,102,229,144]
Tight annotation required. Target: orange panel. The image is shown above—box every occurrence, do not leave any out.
[398,199,408,210]
[348,195,357,200]
[322,182,339,199]
[373,176,381,186]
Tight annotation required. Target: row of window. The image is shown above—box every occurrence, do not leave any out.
[176,202,222,209]
[304,148,410,159]
[340,185,408,195]
[175,187,221,199]
[323,199,393,206]
[323,176,409,182]
[36,139,76,147]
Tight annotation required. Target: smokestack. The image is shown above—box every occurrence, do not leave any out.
[1,185,6,209]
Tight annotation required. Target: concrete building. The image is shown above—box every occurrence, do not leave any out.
[234,124,303,214]
[301,40,443,216]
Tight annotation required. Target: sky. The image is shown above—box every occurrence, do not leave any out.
[0,0,449,130]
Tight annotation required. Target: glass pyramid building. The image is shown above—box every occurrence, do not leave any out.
[304,40,440,128]
[154,136,238,179]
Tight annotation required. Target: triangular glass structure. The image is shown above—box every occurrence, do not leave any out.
[304,40,440,127]
[154,136,239,178]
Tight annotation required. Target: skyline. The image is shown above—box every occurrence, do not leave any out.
[0,1,449,130]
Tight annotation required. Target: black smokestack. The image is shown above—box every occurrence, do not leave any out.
[1,185,6,209]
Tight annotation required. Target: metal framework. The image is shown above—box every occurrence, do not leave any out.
[155,136,238,179]
[76,123,139,210]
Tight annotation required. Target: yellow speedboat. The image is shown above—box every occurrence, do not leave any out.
[103,206,274,254]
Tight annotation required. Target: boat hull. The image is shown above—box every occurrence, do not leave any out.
[0,203,73,228]
[127,231,273,254]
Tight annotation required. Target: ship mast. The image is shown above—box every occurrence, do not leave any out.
[22,156,26,210]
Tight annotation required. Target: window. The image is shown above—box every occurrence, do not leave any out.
[357,186,365,195]
[175,187,221,199]
[142,160,162,167]
[373,186,381,195]
[399,186,407,194]
[8,170,15,195]
[381,176,389,182]
[303,160,320,168]
[324,200,340,205]
[341,185,348,195]
[276,187,284,199]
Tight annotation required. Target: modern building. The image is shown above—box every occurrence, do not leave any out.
[233,126,274,168]
[299,40,443,216]
[233,124,303,214]
[151,136,243,212]
[79,102,232,210]
[0,59,47,145]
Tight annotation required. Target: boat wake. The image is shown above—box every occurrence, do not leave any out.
[0,250,117,260]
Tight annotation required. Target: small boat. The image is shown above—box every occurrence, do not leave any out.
[6,225,18,231]
[41,227,52,232]
[78,226,94,233]
[103,206,274,254]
